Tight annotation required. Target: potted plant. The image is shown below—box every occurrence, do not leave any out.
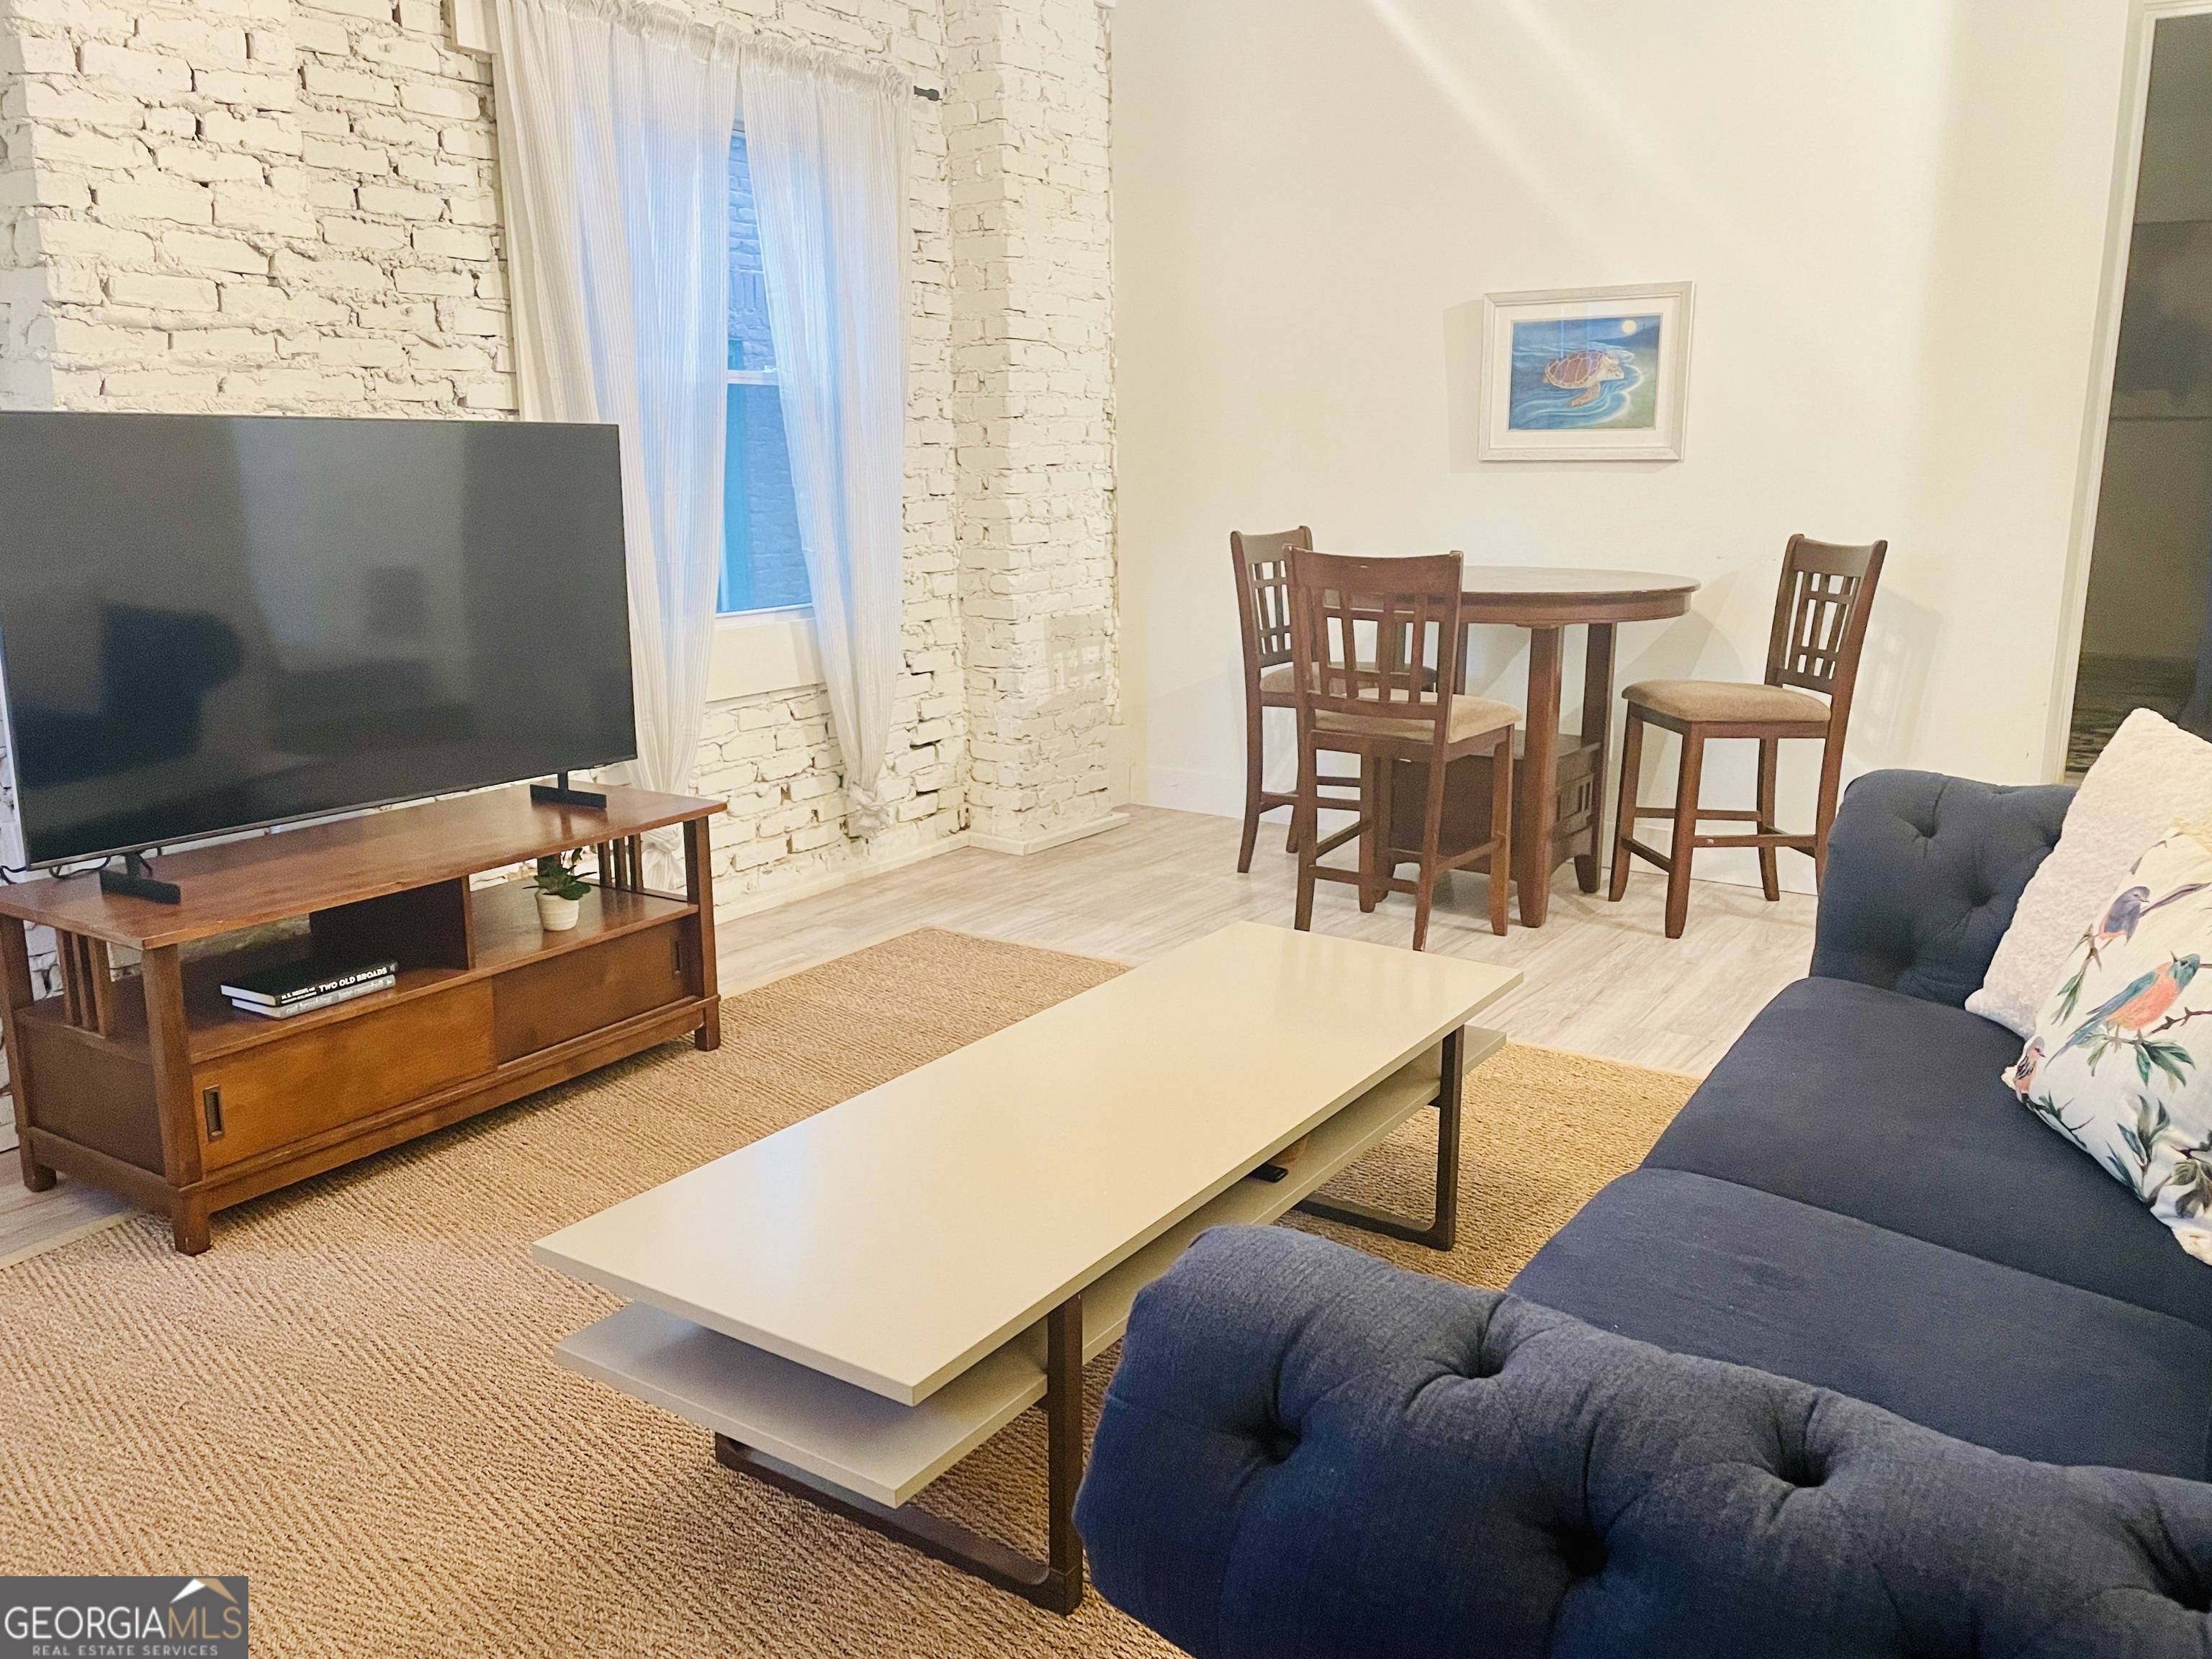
[531,850,591,931]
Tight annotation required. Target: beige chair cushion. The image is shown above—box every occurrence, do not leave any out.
[1313,692,1519,745]
[1624,679,1830,725]
[1262,661,1438,695]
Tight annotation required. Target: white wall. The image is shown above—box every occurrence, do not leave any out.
[1113,0,2134,892]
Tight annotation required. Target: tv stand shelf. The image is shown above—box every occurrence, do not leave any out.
[0,785,725,1254]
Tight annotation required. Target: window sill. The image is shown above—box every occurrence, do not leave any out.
[709,607,821,703]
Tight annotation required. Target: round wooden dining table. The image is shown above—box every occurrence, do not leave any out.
[1457,567,1699,927]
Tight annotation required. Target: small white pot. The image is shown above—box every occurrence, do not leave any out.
[536,891,582,932]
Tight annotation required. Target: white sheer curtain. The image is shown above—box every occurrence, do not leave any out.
[739,49,908,836]
[491,0,736,830]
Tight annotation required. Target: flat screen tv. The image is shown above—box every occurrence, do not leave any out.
[0,412,636,869]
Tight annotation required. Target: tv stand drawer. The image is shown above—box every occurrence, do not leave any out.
[493,922,689,1063]
[194,984,497,1171]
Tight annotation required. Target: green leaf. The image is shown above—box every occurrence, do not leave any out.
[2175,1164,2212,1217]
[2145,1042,2195,1089]
[529,848,591,897]
[2056,963,2090,1022]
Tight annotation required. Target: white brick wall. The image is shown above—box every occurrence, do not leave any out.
[0,0,1115,933]
[6,0,515,414]
[945,0,1116,847]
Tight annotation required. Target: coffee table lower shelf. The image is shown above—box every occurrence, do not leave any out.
[553,1025,1503,1611]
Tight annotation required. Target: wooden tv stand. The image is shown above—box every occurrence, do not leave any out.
[0,786,724,1254]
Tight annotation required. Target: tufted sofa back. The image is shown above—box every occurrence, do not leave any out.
[1810,769,2072,1007]
[1077,1226,2212,1659]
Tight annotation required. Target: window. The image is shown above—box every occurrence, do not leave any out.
[721,130,810,615]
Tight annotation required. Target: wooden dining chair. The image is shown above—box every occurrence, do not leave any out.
[1287,550,1519,948]
[1232,529,1364,872]
[1609,534,1887,938]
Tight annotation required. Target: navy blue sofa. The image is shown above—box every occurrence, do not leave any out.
[1076,770,2212,1655]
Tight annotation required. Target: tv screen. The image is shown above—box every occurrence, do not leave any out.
[0,413,637,868]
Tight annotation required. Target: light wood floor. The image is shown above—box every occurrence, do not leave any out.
[719,805,1818,1074]
[0,804,1817,1264]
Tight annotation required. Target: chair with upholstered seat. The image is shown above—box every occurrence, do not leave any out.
[1231,528,1363,873]
[1288,549,1519,948]
[1609,534,1887,938]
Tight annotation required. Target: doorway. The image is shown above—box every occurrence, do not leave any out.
[2069,10,2212,776]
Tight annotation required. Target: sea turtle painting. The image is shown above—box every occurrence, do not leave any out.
[1542,349,1627,408]
[1506,313,1661,431]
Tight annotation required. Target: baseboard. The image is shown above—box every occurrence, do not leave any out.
[968,812,1130,857]
[711,832,971,925]
[1682,846,1821,898]
[707,807,1134,923]
[1138,766,1246,820]
[1105,721,1138,807]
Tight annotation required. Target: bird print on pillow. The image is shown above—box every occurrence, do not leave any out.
[2054,882,2212,1022]
[2008,829,2212,1264]
[2054,955,2202,1082]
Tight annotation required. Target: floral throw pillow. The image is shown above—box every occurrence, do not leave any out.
[2006,826,2212,1264]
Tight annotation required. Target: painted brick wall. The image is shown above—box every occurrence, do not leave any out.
[4,0,513,415]
[0,0,1118,940]
[945,0,1116,848]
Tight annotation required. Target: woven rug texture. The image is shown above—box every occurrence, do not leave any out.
[0,927,1696,1657]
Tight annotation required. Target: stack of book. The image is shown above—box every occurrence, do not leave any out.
[220,958,399,1020]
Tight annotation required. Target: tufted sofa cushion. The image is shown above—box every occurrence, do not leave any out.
[1078,1226,2212,1659]
[1640,976,2212,1331]
[1811,770,2073,1008]
[1509,1167,2212,1474]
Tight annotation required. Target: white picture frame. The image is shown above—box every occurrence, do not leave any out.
[1476,282,1694,462]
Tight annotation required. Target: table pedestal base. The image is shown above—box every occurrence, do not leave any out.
[1451,588,1704,927]
[1386,743,1604,914]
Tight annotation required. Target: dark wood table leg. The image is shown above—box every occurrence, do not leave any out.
[1041,1290,1087,1606]
[1357,761,1381,913]
[0,920,51,1192]
[1294,1025,1462,1250]
[716,1294,1087,1615]
[1575,622,1617,894]
[684,817,722,1052]
[143,945,210,1254]
[1518,628,1565,927]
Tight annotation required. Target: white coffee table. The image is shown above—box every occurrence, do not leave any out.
[534,922,1517,1613]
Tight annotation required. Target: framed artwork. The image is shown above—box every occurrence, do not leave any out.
[1476,282,1693,462]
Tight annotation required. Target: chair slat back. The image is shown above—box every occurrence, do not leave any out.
[1287,551,1465,741]
[1231,528,1311,680]
[1766,534,1887,707]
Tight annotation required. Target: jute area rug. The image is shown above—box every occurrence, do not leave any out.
[0,928,1696,1658]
